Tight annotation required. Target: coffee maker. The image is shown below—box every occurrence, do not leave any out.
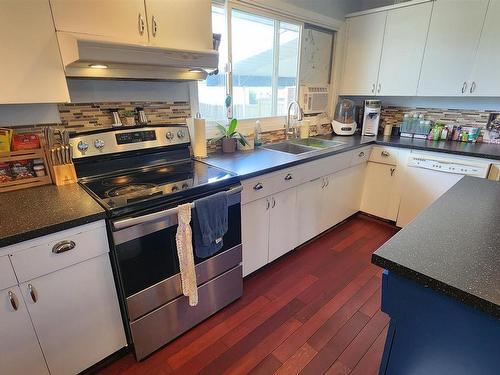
[361,100,381,136]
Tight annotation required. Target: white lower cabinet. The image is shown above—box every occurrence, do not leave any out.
[21,254,126,375]
[329,164,366,226]
[0,221,127,375]
[241,197,271,276]
[296,177,324,244]
[0,286,49,375]
[361,162,401,221]
[242,188,298,276]
[268,188,298,262]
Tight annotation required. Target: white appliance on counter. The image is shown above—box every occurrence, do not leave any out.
[332,99,357,135]
[361,100,381,136]
[397,152,491,227]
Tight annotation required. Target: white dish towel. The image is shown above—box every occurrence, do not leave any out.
[175,203,198,306]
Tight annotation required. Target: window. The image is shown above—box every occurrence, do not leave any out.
[197,6,301,122]
[197,6,228,122]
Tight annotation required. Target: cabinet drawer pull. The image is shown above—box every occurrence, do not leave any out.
[470,81,476,94]
[271,197,276,208]
[381,150,390,157]
[461,81,468,94]
[138,13,145,35]
[253,183,263,191]
[358,151,365,157]
[28,284,37,303]
[52,240,76,254]
[152,15,158,37]
[390,167,396,177]
[8,291,18,311]
[284,173,293,181]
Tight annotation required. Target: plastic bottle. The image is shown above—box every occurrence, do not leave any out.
[254,120,262,147]
[402,114,410,132]
[411,113,419,133]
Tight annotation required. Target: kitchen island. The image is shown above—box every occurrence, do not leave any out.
[372,177,500,374]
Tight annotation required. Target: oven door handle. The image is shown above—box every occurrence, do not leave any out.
[112,185,242,231]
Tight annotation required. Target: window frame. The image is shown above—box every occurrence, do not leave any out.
[199,1,303,135]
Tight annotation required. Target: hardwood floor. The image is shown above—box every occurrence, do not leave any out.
[98,214,398,375]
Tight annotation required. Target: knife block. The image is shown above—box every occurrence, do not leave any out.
[51,163,77,186]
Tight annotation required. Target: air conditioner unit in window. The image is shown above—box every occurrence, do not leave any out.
[300,85,329,114]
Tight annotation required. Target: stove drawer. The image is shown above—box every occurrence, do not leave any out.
[126,244,242,321]
[9,221,109,282]
[130,264,243,360]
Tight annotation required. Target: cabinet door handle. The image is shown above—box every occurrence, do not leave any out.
[52,240,76,254]
[371,84,375,94]
[381,150,390,157]
[28,284,37,303]
[321,178,325,189]
[266,198,270,210]
[377,83,381,93]
[152,15,158,37]
[253,182,263,191]
[461,81,468,94]
[8,291,18,311]
[470,81,476,94]
[138,13,145,35]
[271,197,276,208]
[390,167,396,177]
[284,173,293,181]
[358,151,365,158]
[325,177,329,187]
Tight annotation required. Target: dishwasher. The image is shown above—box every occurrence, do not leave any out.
[397,152,491,227]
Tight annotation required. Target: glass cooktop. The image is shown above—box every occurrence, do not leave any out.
[81,160,237,212]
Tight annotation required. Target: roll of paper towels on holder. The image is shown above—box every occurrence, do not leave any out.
[187,116,207,158]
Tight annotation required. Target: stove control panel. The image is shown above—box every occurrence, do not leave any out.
[70,126,191,159]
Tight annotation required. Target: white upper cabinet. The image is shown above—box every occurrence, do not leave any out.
[340,11,387,96]
[0,0,69,104]
[145,0,213,51]
[50,0,213,51]
[417,0,489,96]
[50,0,149,44]
[377,2,433,96]
[469,0,500,96]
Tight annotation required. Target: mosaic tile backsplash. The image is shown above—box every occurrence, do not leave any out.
[380,106,494,128]
[58,101,191,128]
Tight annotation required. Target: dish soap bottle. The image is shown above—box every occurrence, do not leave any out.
[254,120,262,147]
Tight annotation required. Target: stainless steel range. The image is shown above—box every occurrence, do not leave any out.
[70,125,242,360]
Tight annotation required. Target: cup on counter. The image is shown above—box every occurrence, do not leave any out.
[299,120,311,139]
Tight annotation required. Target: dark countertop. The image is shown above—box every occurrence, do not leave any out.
[203,134,500,180]
[372,177,500,318]
[0,184,106,248]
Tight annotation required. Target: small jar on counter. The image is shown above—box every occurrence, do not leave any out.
[33,164,46,177]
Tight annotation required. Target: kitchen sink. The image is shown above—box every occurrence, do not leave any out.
[263,138,346,155]
[263,141,317,155]
[290,138,345,149]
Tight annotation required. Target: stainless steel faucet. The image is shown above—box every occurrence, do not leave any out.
[286,100,303,139]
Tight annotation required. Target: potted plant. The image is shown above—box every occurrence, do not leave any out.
[211,118,248,153]
[120,110,136,126]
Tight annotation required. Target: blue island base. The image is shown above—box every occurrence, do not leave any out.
[379,271,500,375]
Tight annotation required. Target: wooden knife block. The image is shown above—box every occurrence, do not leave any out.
[51,163,77,186]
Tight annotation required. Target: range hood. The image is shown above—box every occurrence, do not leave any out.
[57,32,219,81]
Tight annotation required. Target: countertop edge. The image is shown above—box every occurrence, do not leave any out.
[371,253,500,319]
[0,212,107,248]
[211,138,500,181]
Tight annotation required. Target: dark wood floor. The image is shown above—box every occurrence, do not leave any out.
[98,215,398,375]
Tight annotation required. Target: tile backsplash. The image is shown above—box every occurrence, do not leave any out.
[58,101,191,128]
[381,106,494,128]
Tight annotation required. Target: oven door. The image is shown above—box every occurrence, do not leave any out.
[111,186,242,321]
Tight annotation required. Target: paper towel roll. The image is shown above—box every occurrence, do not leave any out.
[187,116,207,158]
